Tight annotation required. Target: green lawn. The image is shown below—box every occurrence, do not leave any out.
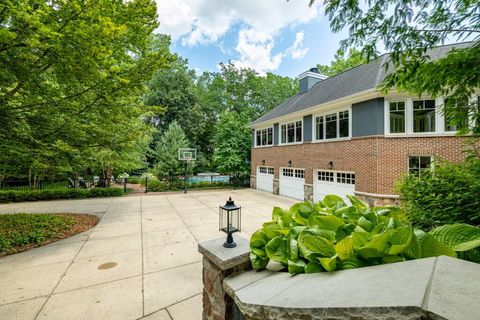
[0,213,98,256]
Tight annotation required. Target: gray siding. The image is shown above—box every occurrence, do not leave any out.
[274,123,279,145]
[352,98,385,137]
[303,115,312,142]
[299,77,322,93]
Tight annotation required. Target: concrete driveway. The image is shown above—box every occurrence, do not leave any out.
[0,189,296,320]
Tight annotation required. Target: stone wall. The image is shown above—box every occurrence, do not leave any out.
[198,237,252,320]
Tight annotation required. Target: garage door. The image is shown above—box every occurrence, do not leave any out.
[256,166,274,193]
[279,168,305,200]
[313,170,355,203]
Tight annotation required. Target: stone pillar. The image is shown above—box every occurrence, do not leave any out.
[249,176,256,189]
[273,179,279,195]
[304,184,313,201]
[198,237,251,320]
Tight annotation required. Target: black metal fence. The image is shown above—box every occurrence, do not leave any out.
[0,178,114,191]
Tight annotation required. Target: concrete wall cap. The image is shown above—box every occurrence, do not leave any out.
[198,236,250,271]
[225,256,480,320]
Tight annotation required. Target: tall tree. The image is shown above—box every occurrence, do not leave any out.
[154,121,190,181]
[317,48,368,76]
[213,112,251,184]
[0,0,170,180]
[306,0,480,133]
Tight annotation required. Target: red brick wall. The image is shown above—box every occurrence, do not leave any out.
[251,136,466,195]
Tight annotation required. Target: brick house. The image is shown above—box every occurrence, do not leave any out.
[249,42,478,206]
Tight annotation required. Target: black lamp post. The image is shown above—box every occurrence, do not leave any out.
[219,197,241,248]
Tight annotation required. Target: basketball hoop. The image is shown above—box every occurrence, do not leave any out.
[178,148,197,162]
[178,148,197,194]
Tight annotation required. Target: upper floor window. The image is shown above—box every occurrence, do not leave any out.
[281,120,302,144]
[413,99,436,132]
[315,110,350,140]
[408,156,432,177]
[389,101,406,133]
[255,127,273,146]
[444,97,469,132]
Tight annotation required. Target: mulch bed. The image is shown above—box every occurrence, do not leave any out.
[0,213,100,257]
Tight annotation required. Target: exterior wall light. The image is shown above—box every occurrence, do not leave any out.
[328,161,334,170]
[288,160,292,167]
[262,159,266,165]
[219,197,241,248]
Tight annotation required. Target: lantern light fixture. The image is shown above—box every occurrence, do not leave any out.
[328,161,334,170]
[288,160,292,167]
[219,197,241,248]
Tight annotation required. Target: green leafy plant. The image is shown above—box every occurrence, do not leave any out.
[397,159,480,229]
[250,195,480,274]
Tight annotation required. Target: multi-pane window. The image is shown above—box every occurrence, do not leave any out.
[325,114,337,139]
[255,127,273,146]
[413,100,436,132]
[295,169,305,178]
[315,110,349,140]
[389,101,406,133]
[315,116,324,140]
[317,171,334,182]
[317,171,355,184]
[282,168,294,177]
[337,172,355,185]
[281,121,302,144]
[339,111,349,137]
[444,98,469,132]
[408,156,432,177]
[259,167,274,174]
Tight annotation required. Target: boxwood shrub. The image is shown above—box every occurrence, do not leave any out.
[0,188,126,203]
[146,179,231,192]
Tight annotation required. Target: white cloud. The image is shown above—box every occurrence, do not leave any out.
[155,0,322,73]
[285,32,309,60]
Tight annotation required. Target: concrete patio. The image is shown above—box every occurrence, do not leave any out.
[0,189,296,320]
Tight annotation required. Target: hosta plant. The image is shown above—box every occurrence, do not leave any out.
[250,195,480,274]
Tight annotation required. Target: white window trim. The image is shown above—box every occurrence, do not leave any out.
[312,106,352,143]
[280,167,305,178]
[254,126,274,148]
[314,169,356,185]
[385,97,472,136]
[407,155,434,176]
[257,166,275,175]
[279,119,303,145]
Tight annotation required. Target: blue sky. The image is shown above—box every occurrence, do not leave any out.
[155,0,348,78]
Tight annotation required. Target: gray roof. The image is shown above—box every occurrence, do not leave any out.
[251,42,474,125]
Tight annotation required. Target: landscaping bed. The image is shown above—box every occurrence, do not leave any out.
[0,213,99,256]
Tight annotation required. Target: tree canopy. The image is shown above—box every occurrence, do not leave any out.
[0,0,171,182]
[307,0,480,133]
[317,48,368,76]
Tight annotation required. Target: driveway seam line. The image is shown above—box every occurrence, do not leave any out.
[165,195,199,244]
[33,198,115,320]
[50,273,142,295]
[140,195,146,317]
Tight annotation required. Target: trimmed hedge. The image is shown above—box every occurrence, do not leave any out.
[147,179,232,192]
[0,188,127,203]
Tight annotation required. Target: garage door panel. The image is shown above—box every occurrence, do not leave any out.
[279,168,305,200]
[313,170,355,203]
[256,166,274,193]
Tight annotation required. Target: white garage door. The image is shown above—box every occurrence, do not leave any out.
[256,166,274,193]
[279,168,305,200]
[313,170,355,203]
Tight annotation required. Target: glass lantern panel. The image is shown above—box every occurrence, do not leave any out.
[219,207,228,231]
